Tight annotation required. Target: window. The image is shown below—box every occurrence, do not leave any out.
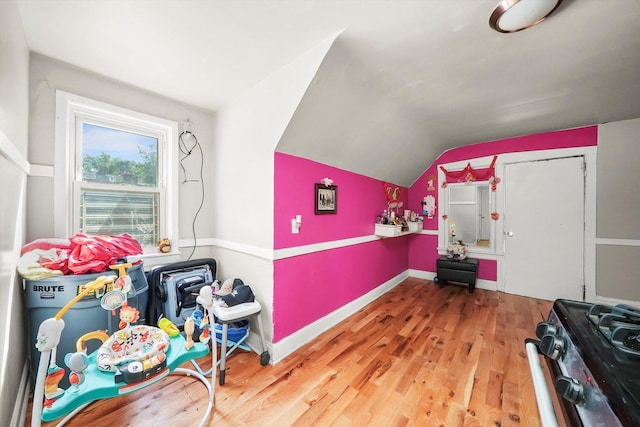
[55,91,178,254]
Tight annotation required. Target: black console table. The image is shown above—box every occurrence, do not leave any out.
[436,257,478,293]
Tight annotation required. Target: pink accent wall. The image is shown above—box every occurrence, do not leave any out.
[274,153,407,249]
[408,126,597,219]
[407,126,598,278]
[272,126,597,343]
[273,238,408,341]
[407,234,440,271]
[273,152,409,342]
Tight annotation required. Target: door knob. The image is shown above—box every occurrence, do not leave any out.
[506,231,514,237]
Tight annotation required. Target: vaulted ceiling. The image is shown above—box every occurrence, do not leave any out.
[16,0,640,186]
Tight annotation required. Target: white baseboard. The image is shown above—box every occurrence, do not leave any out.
[473,279,497,292]
[408,269,436,280]
[11,360,30,427]
[270,271,409,364]
[270,269,501,364]
[595,295,640,309]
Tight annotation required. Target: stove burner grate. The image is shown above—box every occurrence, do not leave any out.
[588,303,640,356]
[612,328,640,356]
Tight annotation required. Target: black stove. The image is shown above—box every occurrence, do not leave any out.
[526,299,640,426]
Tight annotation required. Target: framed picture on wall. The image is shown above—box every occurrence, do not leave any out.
[315,183,337,214]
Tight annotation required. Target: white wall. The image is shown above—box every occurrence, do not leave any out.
[211,32,339,347]
[596,118,640,303]
[23,30,337,374]
[0,1,31,425]
[27,53,216,248]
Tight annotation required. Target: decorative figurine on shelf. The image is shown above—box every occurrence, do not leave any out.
[447,240,468,260]
[427,176,435,191]
[382,182,403,215]
[423,195,436,219]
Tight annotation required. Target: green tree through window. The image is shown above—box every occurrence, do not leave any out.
[79,123,160,245]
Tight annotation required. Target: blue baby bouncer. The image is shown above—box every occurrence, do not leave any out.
[30,273,218,427]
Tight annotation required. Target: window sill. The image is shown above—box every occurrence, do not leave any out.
[438,248,501,260]
[127,251,182,270]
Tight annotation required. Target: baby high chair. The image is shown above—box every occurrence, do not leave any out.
[190,298,270,385]
[31,272,217,427]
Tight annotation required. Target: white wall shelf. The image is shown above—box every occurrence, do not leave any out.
[374,223,423,238]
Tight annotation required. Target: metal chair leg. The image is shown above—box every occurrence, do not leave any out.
[219,323,228,385]
[255,313,270,366]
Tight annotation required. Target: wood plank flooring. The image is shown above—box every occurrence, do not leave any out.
[26,278,554,426]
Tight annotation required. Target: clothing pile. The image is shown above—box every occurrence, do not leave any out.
[18,233,143,280]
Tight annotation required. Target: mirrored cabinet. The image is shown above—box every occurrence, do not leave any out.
[441,182,495,253]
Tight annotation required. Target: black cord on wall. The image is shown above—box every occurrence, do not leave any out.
[179,131,205,261]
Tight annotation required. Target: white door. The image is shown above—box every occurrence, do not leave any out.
[504,156,585,301]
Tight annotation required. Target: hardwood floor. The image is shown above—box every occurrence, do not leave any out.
[26,278,553,426]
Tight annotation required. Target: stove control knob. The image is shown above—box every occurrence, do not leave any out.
[539,334,566,360]
[555,376,586,406]
[535,322,558,339]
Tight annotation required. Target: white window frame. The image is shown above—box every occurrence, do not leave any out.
[443,182,495,253]
[55,90,179,259]
[438,156,499,258]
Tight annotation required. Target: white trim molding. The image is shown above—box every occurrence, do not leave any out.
[596,295,640,309]
[596,238,640,247]
[420,229,438,236]
[274,235,378,260]
[29,164,54,177]
[0,129,56,178]
[10,361,30,427]
[198,233,433,262]
[0,128,29,175]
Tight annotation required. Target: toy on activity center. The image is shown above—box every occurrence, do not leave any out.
[30,263,217,427]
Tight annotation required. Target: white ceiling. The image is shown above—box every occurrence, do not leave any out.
[16,0,640,186]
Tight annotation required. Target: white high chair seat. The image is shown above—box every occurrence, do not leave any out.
[213,300,261,321]
[209,299,269,385]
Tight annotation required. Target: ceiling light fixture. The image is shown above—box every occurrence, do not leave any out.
[489,0,562,33]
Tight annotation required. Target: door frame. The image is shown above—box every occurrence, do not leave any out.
[496,147,597,302]
[437,146,596,301]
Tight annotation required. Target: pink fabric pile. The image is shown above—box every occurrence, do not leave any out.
[20,233,143,276]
